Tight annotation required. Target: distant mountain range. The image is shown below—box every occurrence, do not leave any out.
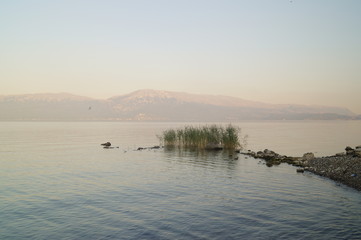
[0,89,359,121]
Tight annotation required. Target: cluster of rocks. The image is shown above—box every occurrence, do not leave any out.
[136,146,162,151]
[244,146,361,191]
[344,146,361,157]
[243,149,306,167]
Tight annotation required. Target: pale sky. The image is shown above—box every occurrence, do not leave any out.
[1,0,360,113]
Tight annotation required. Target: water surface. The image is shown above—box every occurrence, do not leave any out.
[1,121,361,239]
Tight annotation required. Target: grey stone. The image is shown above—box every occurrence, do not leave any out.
[303,152,315,161]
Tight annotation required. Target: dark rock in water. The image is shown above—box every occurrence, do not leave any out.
[345,146,355,156]
[101,142,111,147]
[266,162,273,167]
[345,146,361,157]
[296,168,305,173]
[345,146,354,151]
[355,146,361,157]
[137,146,162,151]
[150,146,161,149]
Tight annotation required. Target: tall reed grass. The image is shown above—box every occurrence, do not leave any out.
[158,124,247,150]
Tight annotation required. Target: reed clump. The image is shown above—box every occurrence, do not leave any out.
[159,124,247,150]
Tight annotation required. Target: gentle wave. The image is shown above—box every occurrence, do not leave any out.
[1,122,361,239]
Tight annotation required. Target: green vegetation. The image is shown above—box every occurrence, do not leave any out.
[158,124,247,150]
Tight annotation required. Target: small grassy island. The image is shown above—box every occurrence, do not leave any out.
[158,124,247,150]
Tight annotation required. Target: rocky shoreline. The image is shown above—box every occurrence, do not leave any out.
[243,146,361,191]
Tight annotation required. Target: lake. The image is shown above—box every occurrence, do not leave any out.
[1,121,361,239]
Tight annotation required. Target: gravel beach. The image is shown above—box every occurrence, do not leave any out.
[243,146,361,191]
[306,155,361,191]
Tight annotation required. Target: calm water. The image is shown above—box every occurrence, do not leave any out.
[1,121,361,240]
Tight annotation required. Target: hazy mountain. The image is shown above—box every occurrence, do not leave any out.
[0,89,356,121]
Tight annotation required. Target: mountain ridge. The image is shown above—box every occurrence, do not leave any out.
[0,89,358,121]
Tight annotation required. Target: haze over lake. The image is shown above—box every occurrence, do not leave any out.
[1,1,361,238]
[1,121,361,239]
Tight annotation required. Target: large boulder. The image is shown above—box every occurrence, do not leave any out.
[262,149,278,160]
[302,152,315,161]
[355,146,361,157]
[345,146,355,156]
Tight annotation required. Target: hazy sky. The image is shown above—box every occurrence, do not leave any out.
[1,0,360,113]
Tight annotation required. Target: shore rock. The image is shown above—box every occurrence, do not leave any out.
[302,152,315,161]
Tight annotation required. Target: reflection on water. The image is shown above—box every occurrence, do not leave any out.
[1,122,361,239]
[163,146,239,170]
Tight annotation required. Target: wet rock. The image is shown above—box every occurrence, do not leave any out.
[150,146,161,149]
[296,168,305,173]
[137,146,163,151]
[101,142,111,147]
[355,146,361,157]
[345,146,355,156]
[266,162,273,167]
[345,146,354,151]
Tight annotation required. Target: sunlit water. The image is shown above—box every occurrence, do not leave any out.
[1,121,361,239]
